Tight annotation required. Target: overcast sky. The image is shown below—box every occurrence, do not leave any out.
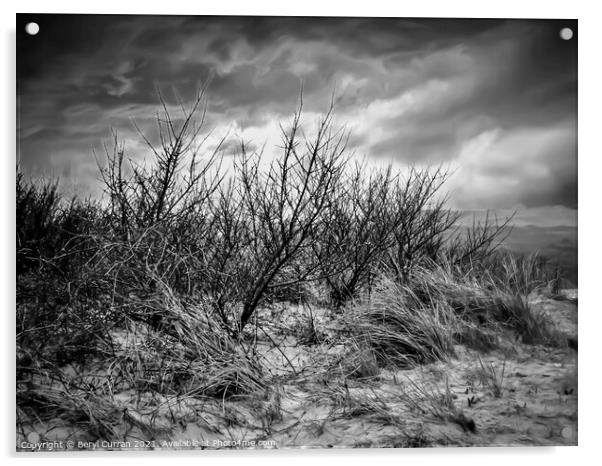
[17,15,577,225]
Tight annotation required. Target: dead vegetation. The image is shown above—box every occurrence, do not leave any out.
[16,90,576,449]
[344,277,457,368]
[402,375,476,433]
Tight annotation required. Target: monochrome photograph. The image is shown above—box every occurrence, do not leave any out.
[16,14,577,450]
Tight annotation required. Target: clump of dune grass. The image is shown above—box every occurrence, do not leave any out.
[453,320,501,352]
[401,375,476,433]
[315,381,404,428]
[476,356,506,398]
[484,250,561,297]
[344,276,457,368]
[17,380,123,443]
[339,339,381,380]
[491,294,562,345]
[295,303,327,346]
[112,285,266,399]
[341,252,560,376]
[407,259,560,347]
[15,275,269,444]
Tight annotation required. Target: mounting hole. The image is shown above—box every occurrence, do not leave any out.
[25,22,39,35]
[561,426,574,439]
[560,27,573,40]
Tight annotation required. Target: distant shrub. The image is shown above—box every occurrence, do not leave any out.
[17,173,61,274]
[384,168,461,283]
[445,210,513,268]
[16,172,111,369]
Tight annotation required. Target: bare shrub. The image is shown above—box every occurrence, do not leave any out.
[99,87,223,298]
[446,210,513,267]
[202,99,348,332]
[311,163,401,306]
[16,173,102,280]
[385,167,461,283]
[101,87,222,235]
[16,173,61,275]
[16,173,113,369]
[314,166,517,299]
[312,165,466,306]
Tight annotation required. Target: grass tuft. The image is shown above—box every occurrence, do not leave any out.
[476,356,506,398]
[407,260,561,347]
[402,375,476,433]
[114,284,266,399]
[345,277,457,368]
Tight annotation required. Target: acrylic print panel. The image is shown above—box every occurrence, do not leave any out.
[16,14,577,451]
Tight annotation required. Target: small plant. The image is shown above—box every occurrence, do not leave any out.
[327,382,404,428]
[402,375,476,433]
[340,340,380,379]
[398,426,433,448]
[258,386,283,435]
[297,303,325,346]
[403,376,456,420]
[476,356,506,398]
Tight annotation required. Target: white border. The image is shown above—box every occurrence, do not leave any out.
[3,1,600,465]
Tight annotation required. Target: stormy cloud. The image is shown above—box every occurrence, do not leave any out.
[17,14,577,220]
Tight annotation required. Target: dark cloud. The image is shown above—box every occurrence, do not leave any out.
[17,14,577,216]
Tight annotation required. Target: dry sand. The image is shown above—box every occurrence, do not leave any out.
[16,291,577,450]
